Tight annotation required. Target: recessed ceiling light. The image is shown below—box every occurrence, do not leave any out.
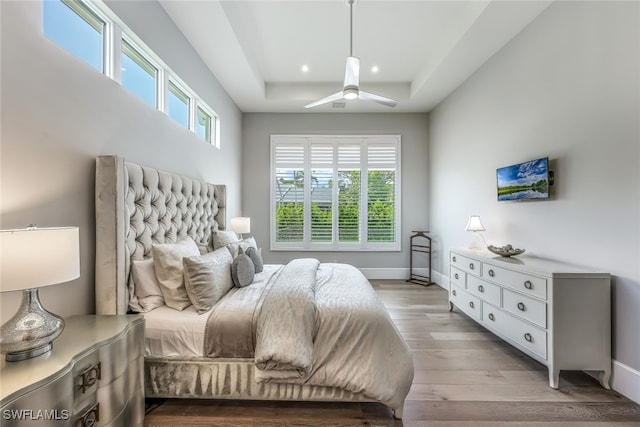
[371,65,379,73]
[301,65,309,73]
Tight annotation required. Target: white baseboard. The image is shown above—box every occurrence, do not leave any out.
[611,359,640,404]
[358,267,449,287]
[359,267,425,280]
[431,269,448,290]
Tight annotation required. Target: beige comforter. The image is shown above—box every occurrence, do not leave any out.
[253,259,414,410]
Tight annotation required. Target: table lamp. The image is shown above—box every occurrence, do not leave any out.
[229,217,250,239]
[0,226,80,361]
[464,215,486,250]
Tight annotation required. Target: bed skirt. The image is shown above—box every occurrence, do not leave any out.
[144,357,405,418]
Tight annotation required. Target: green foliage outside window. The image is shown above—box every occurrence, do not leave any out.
[275,170,395,243]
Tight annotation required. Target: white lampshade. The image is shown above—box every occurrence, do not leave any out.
[229,217,251,234]
[464,216,486,232]
[0,226,80,292]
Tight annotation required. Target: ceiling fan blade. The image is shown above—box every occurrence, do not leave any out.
[304,91,345,109]
[344,56,360,88]
[359,90,398,108]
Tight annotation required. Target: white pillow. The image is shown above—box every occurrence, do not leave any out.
[183,247,234,314]
[152,237,200,311]
[238,236,258,252]
[128,258,165,313]
[213,230,241,258]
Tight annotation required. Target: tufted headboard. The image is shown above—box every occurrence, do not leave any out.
[95,155,226,314]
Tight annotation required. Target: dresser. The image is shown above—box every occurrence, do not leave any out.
[449,248,611,389]
[0,315,144,426]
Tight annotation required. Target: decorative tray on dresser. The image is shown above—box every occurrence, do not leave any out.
[449,248,611,389]
[0,315,144,426]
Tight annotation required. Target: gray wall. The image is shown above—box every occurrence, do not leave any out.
[0,1,243,321]
[429,0,639,377]
[242,113,429,270]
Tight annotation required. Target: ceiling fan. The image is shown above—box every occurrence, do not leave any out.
[304,0,398,109]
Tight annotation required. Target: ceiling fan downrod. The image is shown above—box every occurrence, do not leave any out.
[348,0,356,57]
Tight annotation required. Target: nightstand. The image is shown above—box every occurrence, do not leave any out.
[0,315,144,426]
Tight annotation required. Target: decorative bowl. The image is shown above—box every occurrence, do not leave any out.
[487,244,525,257]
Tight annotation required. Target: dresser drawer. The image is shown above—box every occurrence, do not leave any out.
[481,264,547,300]
[482,302,547,360]
[73,328,133,405]
[450,252,481,276]
[467,275,501,307]
[73,351,102,405]
[502,289,547,328]
[450,266,466,288]
[450,284,481,321]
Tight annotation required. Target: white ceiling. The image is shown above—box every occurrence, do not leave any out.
[159,0,552,113]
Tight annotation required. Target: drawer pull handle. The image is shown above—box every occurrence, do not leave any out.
[517,302,526,311]
[454,273,459,280]
[524,280,533,290]
[488,313,495,321]
[469,301,475,309]
[79,362,101,393]
[524,333,532,343]
[469,263,475,270]
[488,269,495,277]
[452,290,457,296]
[452,256,457,262]
[477,285,484,293]
[78,403,100,427]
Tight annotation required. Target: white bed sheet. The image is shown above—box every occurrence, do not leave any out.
[143,304,210,358]
[142,264,281,358]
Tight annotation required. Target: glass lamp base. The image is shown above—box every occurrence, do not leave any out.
[5,343,53,362]
[0,288,64,362]
[468,231,484,250]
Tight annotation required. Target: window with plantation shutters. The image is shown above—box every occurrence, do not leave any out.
[271,135,401,251]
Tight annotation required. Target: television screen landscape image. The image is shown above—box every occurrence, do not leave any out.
[497,157,550,201]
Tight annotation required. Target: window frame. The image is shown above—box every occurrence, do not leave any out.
[43,0,109,73]
[270,135,402,252]
[121,36,161,109]
[42,0,220,148]
[167,79,191,128]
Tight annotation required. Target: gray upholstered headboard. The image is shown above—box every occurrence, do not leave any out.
[95,155,226,314]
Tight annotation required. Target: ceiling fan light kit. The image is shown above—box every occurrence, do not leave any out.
[343,86,358,100]
[304,0,398,109]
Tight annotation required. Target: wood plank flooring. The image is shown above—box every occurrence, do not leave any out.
[144,281,640,426]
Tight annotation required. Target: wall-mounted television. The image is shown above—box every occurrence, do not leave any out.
[497,157,552,201]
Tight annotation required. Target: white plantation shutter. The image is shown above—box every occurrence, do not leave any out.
[271,135,400,250]
[310,144,334,242]
[338,143,362,243]
[273,141,306,243]
[367,140,398,244]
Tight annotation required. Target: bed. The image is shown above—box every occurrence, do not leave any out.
[94,155,413,418]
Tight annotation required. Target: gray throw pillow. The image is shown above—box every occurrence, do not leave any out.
[231,248,255,287]
[245,246,263,273]
[183,247,234,314]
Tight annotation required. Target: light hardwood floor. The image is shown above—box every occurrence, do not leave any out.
[144,280,640,426]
